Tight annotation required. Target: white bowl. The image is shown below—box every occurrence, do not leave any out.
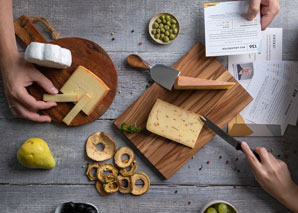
[201,200,238,213]
[55,202,99,213]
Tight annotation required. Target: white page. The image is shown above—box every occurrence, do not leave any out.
[204,1,262,57]
[228,28,283,89]
[242,64,298,135]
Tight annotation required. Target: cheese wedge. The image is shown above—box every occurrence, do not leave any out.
[146,99,204,148]
[60,66,110,115]
[62,94,91,125]
[174,76,235,90]
[43,93,79,102]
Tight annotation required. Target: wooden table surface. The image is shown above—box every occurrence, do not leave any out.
[1,0,298,212]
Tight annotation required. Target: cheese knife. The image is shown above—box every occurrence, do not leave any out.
[200,115,261,161]
[127,54,236,91]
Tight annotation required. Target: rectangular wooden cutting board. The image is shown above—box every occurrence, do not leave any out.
[114,43,252,179]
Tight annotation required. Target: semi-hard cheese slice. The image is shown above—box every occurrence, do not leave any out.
[43,93,79,102]
[146,99,204,148]
[60,66,110,115]
[62,94,91,125]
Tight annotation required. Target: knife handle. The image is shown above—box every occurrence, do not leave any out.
[127,54,150,70]
[252,150,261,162]
[238,142,261,162]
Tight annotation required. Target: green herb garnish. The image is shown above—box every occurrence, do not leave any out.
[120,122,141,133]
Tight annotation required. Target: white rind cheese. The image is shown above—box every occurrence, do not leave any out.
[146,99,204,148]
[24,42,72,69]
[60,66,110,115]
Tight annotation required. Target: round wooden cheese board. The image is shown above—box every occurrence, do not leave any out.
[14,15,117,126]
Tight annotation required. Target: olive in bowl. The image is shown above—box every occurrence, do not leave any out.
[149,12,179,44]
[201,200,238,213]
[55,202,98,213]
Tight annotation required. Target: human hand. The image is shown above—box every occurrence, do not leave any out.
[247,0,280,30]
[1,55,58,122]
[241,142,298,212]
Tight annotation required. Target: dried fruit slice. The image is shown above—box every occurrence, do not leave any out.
[120,160,138,176]
[118,175,132,194]
[114,146,135,168]
[131,172,150,196]
[85,163,100,181]
[103,180,119,194]
[95,181,110,196]
[97,163,118,183]
[86,132,116,161]
[104,174,118,183]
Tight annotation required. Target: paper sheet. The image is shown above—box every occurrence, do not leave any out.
[204,1,262,57]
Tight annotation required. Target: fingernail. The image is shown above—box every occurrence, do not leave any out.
[242,142,248,147]
[50,87,59,94]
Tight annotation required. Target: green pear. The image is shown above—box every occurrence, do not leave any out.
[17,138,56,169]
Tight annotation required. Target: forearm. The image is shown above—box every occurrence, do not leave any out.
[279,183,298,212]
[0,0,19,69]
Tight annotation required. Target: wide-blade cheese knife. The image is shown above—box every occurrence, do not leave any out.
[127,54,235,91]
[200,115,261,161]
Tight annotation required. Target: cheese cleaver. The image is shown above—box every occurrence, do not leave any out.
[127,54,235,91]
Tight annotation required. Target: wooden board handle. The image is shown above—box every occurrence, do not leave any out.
[174,76,236,90]
[127,54,150,70]
[14,15,47,45]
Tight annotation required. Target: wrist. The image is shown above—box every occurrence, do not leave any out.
[0,50,21,71]
[280,182,298,212]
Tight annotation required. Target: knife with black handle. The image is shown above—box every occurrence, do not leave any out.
[200,115,261,161]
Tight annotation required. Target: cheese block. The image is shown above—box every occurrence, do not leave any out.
[43,93,79,102]
[63,94,91,125]
[174,76,235,90]
[146,99,204,148]
[60,66,110,115]
[24,42,72,69]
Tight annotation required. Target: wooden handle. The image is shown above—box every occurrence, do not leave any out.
[14,15,48,45]
[174,76,236,90]
[127,54,150,70]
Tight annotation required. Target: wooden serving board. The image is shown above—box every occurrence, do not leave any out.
[114,43,253,179]
[14,15,117,126]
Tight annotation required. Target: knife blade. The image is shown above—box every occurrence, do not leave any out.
[200,115,260,161]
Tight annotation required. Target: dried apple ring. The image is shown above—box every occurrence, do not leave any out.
[118,175,132,194]
[131,172,150,196]
[103,181,119,194]
[86,132,116,161]
[85,163,100,181]
[114,146,135,168]
[95,181,110,196]
[120,160,138,176]
[97,163,118,183]
[104,174,118,183]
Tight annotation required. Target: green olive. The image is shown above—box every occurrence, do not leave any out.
[218,203,228,213]
[169,34,176,40]
[159,23,164,28]
[169,29,173,34]
[173,28,178,34]
[154,34,160,39]
[166,15,171,21]
[161,15,165,20]
[165,31,170,36]
[156,18,161,23]
[171,19,177,24]
[206,207,217,213]
[162,19,167,24]
[166,21,171,26]
[153,23,159,29]
[160,34,165,39]
[151,29,157,35]
[156,29,161,34]
[164,25,170,30]
[161,28,165,33]
[163,36,169,42]
[171,24,176,29]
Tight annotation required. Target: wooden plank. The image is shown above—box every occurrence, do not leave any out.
[114,43,252,179]
[1,119,297,185]
[0,185,290,213]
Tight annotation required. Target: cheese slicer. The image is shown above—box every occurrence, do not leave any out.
[127,54,235,91]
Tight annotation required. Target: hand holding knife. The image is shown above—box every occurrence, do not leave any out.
[200,115,261,161]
